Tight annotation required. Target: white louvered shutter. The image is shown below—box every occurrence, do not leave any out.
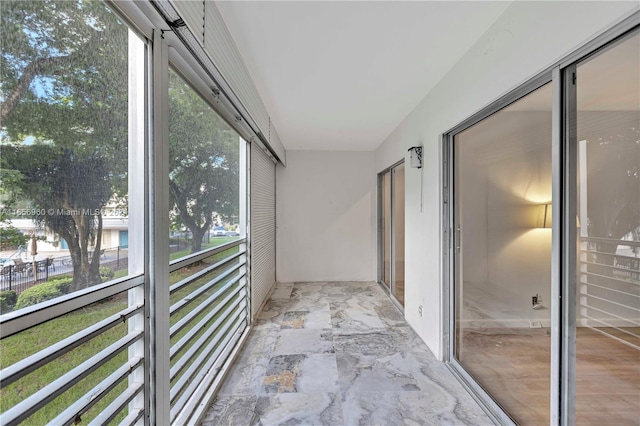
[250,144,276,318]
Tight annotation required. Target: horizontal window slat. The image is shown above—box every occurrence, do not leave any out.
[89,380,144,426]
[170,310,244,403]
[0,276,145,338]
[579,280,639,298]
[580,259,640,274]
[583,323,640,351]
[169,250,245,296]
[579,302,640,326]
[170,261,243,314]
[170,317,246,423]
[1,304,143,388]
[170,297,246,381]
[49,356,143,426]
[581,293,640,313]
[581,236,640,248]
[0,331,143,426]
[170,271,245,338]
[170,282,245,359]
[580,271,639,287]
[169,239,245,273]
[118,408,145,426]
[173,322,247,425]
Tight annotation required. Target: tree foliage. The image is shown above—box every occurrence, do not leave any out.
[0,0,242,299]
[1,0,128,288]
[0,226,28,250]
[3,145,111,288]
[168,70,240,253]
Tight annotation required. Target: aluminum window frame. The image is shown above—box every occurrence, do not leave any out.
[377,159,405,310]
[0,1,257,423]
[0,7,151,423]
[442,10,640,425]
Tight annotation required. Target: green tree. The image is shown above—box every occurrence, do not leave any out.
[168,70,240,254]
[0,226,28,251]
[3,146,111,289]
[0,0,128,288]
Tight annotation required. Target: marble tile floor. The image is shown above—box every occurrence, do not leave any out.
[201,281,493,426]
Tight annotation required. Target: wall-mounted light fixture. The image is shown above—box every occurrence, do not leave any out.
[408,146,423,168]
[535,202,581,228]
[536,203,552,228]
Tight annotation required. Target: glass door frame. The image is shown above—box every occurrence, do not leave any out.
[442,12,639,425]
[378,159,405,310]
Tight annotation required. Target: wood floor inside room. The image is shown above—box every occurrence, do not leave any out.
[458,327,640,425]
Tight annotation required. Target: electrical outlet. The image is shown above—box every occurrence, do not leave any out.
[418,305,423,317]
[529,320,542,328]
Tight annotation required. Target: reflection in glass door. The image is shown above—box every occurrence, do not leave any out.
[379,162,405,307]
[453,83,553,425]
[573,30,640,425]
[392,164,405,306]
[447,23,640,424]
[382,171,392,288]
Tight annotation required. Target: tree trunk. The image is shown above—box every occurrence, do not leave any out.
[191,227,206,253]
[56,213,103,292]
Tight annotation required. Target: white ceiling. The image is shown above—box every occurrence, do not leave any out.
[216,1,512,151]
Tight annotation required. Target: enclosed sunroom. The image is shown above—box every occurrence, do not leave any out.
[0,1,638,425]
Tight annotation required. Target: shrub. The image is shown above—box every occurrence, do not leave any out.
[15,278,72,310]
[0,290,17,313]
[99,267,115,282]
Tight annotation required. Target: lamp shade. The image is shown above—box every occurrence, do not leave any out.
[536,203,552,228]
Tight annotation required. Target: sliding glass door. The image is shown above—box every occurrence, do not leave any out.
[573,30,640,425]
[379,162,405,308]
[453,83,553,425]
[381,171,392,289]
[446,22,639,425]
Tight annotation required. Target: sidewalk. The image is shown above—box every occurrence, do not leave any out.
[0,249,71,263]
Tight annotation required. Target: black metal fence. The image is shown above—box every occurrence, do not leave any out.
[0,246,129,294]
[1,240,226,294]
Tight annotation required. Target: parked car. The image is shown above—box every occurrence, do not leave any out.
[212,226,226,237]
[225,230,240,237]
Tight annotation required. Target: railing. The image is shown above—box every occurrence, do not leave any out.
[0,238,249,425]
[0,275,146,425]
[168,239,249,425]
[0,246,130,295]
[579,236,640,350]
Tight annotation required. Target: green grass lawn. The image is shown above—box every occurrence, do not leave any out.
[0,297,129,425]
[169,236,240,261]
[0,238,245,424]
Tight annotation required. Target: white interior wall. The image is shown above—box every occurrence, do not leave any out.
[485,143,553,325]
[276,150,376,282]
[456,106,553,329]
[374,1,638,359]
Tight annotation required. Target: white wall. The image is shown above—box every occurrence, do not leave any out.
[459,122,553,328]
[276,150,376,282]
[374,1,638,359]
